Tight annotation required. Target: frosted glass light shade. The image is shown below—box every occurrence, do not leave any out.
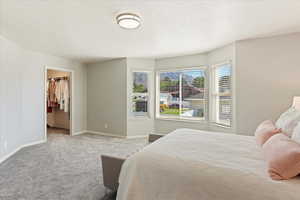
[116,13,141,29]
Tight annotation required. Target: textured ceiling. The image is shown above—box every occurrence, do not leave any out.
[1,0,300,63]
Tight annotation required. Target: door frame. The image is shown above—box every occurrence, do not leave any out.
[44,66,75,141]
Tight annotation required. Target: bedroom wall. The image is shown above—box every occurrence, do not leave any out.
[86,59,127,137]
[126,58,155,137]
[154,44,236,134]
[235,33,300,135]
[0,35,87,163]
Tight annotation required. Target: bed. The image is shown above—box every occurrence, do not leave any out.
[117,128,300,200]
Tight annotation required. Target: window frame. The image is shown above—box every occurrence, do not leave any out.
[131,70,151,118]
[210,61,233,128]
[155,66,209,122]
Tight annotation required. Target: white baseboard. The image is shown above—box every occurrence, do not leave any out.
[86,130,149,139]
[23,140,46,148]
[0,147,22,165]
[72,130,87,136]
[126,135,148,139]
[86,130,126,138]
[0,139,46,165]
[0,131,148,165]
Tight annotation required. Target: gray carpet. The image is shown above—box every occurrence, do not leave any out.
[0,133,147,200]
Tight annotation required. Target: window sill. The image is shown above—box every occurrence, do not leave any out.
[128,115,152,120]
[155,117,207,124]
[211,123,232,129]
[155,117,232,129]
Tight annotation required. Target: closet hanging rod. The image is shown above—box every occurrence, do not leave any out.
[48,76,69,81]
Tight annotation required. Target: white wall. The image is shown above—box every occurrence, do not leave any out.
[155,53,208,70]
[87,59,127,137]
[154,44,235,134]
[236,33,300,135]
[126,58,155,137]
[0,35,87,163]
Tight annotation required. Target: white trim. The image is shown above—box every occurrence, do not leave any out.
[126,135,148,139]
[155,66,207,73]
[211,60,232,69]
[86,130,149,139]
[130,70,152,118]
[156,117,207,123]
[128,116,152,120]
[155,66,209,120]
[211,122,231,129]
[210,60,233,127]
[72,130,87,136]
[0,148,21,165]
[0,140,46,165]
[86,130,127,138]
[179,73,183,115]
[44,66,75,141]
[23,140,46,147]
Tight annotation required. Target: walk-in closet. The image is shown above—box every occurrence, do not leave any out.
[46,69,71,135]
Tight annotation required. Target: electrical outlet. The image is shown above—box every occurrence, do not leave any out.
[104,123,108,129]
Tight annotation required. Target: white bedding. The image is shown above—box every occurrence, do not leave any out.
[117,129,300,200]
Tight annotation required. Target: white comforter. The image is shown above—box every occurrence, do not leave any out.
[117,129,300,200]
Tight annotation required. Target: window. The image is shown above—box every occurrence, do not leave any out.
[212,62,232,127]
[157,68,207,120]
[132,72,149,116]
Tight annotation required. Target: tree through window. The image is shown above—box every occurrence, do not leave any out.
[158,69,206,120]
[132,72,149,115]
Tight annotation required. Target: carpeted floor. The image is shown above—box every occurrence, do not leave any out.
[0,133,147,200]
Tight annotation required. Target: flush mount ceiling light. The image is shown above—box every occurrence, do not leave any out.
[116,13,141,29]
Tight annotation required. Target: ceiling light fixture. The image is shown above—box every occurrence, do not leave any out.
[116,13,141,30]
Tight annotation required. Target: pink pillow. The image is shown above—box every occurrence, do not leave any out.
[255,120,281,146]
[262,133,300,180]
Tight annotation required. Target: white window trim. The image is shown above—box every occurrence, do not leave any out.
[155,66,209,122]
[210,61,233,128]
[131,70,152,118]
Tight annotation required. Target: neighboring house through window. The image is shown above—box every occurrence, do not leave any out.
[157,68,207,120]
[132,71,149,116]
[156,63,233,128]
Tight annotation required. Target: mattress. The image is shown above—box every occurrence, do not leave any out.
[117,128,300,200]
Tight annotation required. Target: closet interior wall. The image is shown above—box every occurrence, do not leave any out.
[47,69,71,133]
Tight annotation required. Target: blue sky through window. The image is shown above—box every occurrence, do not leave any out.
[218,64,231,77]
[183,70,205,78]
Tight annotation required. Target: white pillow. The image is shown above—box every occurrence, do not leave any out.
[292,122,300,143]
[275,107,300,137]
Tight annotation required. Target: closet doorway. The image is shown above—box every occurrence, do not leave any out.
[45,67,74,140]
